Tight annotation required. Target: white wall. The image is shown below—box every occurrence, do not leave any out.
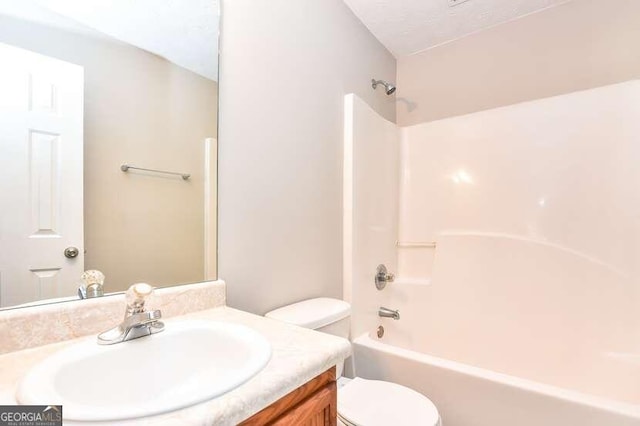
[218,0,396,314]
[396,0,640,126]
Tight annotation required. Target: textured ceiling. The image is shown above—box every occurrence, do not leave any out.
[0,0,219,81]
[342,0,571,56]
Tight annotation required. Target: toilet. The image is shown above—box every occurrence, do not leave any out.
[265,298,441,426]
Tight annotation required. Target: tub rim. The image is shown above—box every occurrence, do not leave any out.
[353,332,640,420]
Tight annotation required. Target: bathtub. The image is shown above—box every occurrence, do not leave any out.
[353,327,640,426]
[350,231,640,425]
[343,85,640,425]
[347,264,640,426]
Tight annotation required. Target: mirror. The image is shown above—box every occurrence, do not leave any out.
[0,0,219,309]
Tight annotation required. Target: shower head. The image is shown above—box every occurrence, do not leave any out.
[372,79,396,95]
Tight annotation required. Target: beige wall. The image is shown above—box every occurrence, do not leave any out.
[397,0,640,126]
[0,16,218,292]
[218,0,396,314]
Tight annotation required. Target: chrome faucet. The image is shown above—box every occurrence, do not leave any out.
[378,307,400,320]
[78,270,105,299]
[97,283,164,345]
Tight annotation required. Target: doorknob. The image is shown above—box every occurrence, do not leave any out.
[64,247,80,259]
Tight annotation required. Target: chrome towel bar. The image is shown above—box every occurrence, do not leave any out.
[121,164,190,180]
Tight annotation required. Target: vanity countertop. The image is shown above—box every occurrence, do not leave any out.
[0,306,352,425]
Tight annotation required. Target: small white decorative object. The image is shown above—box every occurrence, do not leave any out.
[81,270,105,287]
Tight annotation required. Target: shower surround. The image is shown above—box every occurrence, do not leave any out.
[343,81,640,425]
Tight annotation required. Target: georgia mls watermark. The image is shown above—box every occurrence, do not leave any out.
[0,405,62,426]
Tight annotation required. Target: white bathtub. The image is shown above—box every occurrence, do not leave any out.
[347,233,640,425]
[348,231,640,425]
[344,86,640,425]
[353,329,640,426]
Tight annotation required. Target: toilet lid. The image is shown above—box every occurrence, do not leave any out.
[338,378,439,426]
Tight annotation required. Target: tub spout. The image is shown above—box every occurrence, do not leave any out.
[378,307,400,320]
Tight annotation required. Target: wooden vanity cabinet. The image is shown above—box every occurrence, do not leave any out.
[239,367,337,426]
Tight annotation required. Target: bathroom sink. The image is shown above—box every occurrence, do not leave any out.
[16,320,271,422]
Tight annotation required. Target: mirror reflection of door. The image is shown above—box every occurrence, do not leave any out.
[0,42,84,307]
[0,1,219,310]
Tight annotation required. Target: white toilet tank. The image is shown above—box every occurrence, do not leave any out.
[265,298,351,375]
[265,297,351,337]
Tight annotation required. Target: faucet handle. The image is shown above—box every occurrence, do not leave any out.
[98,283,163,345]
[375,264,395,290]
[81,269,105,287]
[125,283,155,314]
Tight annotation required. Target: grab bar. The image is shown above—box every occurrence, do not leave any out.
[121,164,190,180]
[396,241,436,248]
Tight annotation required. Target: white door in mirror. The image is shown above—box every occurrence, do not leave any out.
[16,320,271,422]
[0,42,84,307]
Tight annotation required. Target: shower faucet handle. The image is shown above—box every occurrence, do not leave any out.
[375,264,395,290]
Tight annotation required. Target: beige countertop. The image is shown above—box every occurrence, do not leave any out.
[0,305,352,425]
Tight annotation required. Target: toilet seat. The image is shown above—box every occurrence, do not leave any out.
[338,378,440,426]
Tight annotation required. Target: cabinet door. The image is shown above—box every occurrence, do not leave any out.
[239,368,337,426]
[272,382,337,426]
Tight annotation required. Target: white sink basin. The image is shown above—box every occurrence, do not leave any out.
[16,320,271,422]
